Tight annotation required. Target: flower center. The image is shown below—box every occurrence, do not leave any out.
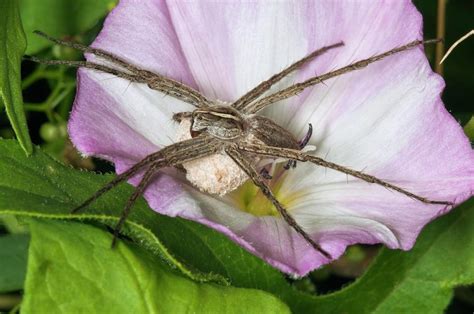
[229,165,291,217]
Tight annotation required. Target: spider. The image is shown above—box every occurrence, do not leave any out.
[27,31,452,259]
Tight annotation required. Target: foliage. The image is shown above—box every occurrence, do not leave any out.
[0,0,31,155]
[21,219,289,314]
[0,140,473,313]
[0,234,28,293]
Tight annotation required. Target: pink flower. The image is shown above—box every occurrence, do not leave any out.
[68,0,474,276]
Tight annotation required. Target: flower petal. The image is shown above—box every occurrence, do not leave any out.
[166,0,333,102]
[69,70,193,162]
[91,0,196,86]
[267,1,474,271]
[68,0,474,277]
[166,0,472,274]
[69,0,197,165]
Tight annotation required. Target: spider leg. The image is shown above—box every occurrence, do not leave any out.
[33,30,144,74]
[246,39,441,114]
[29,31,212,108]
[111,136,221,246]
[24,56,145,83]
[233,42,344,112]
[226,146,332,259]
[238,143,454,206]
[72,136,220,246]
[111,160,163,247]
[71,136,219,214]
[71,154,165,214]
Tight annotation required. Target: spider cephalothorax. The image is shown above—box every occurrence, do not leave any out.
[174,104,307,196]
[179,104,301,150]
[28,31,453,259]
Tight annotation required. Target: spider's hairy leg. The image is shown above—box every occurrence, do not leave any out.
[29,31,212,108]
[226,146,332,259]
[232,42,344,112]
[247,39,441,114]
[71,136,219,214]
[25,55,207,107]
[238,143,454,206]
[71,152,165,214]
[111,160,163,247]
[24,56,145,83]
[33,30,143,74]
[110,136,221,246]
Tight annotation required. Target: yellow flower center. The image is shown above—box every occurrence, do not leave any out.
[230,165,293,217]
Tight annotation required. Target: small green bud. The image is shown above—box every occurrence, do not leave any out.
[40,122,67,142]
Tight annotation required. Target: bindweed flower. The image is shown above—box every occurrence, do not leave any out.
[68,0,474,276]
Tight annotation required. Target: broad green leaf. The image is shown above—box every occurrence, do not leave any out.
[0,0,32,155]
[0,234,29,293]
[22,219,290,314]
[0,139,473,313]
[20,0,117,54]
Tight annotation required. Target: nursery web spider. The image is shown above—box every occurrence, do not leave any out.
[27,31,452,258]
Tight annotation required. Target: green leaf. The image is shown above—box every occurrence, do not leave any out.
[20,0,117,54]
[0,234,29,293]
[0,0,32,155]
[22,219,290,314]
[0,139,473,313]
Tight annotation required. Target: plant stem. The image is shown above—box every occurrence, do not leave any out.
[22,68,60,90]
[435,0,446,75]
